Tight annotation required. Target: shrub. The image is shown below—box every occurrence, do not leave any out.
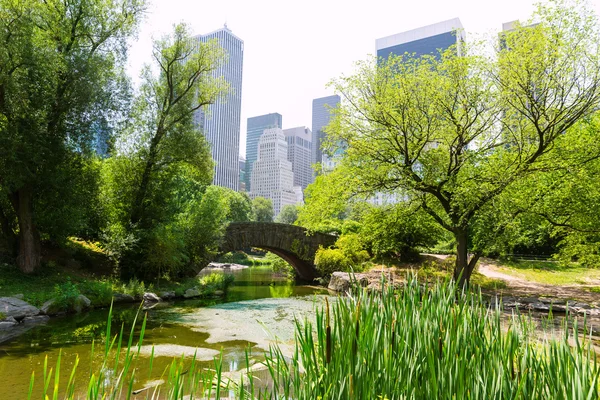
[198,272,235,292]
[78,280,114,306]
[53,279,81,310]
[265,252,296,280]
[314,247,351,276]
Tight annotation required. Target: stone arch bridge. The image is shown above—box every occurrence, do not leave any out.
[219,222,337,281]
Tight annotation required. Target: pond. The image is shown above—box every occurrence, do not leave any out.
[0,265,331,399]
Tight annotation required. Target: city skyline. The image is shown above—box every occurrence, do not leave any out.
[126,0,600,157]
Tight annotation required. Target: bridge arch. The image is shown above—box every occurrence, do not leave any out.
[219,222,337,281]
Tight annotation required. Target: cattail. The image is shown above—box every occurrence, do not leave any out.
[325,297,331,365]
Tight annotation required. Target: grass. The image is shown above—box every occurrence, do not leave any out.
[30,277,600,399]
[496,259,600,285]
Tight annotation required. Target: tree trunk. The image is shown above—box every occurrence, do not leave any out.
[0,202,17,256]
[130,131,163,226]
[11,187,41,273]
[453,229,479,288]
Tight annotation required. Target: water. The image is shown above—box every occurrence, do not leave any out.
[0,265,331,399]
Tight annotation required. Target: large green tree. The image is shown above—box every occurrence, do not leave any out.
[327,0,600,285]
[0,0,145,273]
[102,23,227,279]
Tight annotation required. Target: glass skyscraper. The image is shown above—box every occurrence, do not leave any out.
[245,113,282,191]
[194,25,244,191]
[311,95,341,167]
[376,18,465,60]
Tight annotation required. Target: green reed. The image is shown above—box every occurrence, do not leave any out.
[26,276,600,399]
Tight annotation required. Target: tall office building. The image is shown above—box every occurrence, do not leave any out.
[245,113,282,191]
[376,18,465,60]
[249,128,299,216]
[193,25,244,191]
[283,126,313,190]
[311,95,341,168]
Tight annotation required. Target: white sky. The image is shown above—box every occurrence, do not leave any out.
[126,0,600,157]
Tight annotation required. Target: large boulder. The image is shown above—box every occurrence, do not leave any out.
[41,295,91,315]
[327,272,368,293]
[0,297,40,320]
[143,292,161,303]
[159,291,176,300]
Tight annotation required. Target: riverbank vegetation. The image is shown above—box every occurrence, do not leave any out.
[28,277,600,399]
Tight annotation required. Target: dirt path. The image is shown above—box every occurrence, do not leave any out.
[478,259,600,304]
[421,254,600,304]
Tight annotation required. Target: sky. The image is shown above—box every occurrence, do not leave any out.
[126,0,600,157]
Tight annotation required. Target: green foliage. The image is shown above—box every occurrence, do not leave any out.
[275,204,299,224]
[0,0,146,272]
[265,252,296,280]
[251,197,274,222]
[198,273,235,292]
[315,233,369,276]
[359,203,443,261]
[52,279,82,310]
[78,280,114,307]
[326,0,600,285]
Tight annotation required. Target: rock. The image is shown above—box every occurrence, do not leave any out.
[12,294,24,300]
[22,315,50,324]
[41,295,91,315]
[529,302,550,312]
[159,291,176,300]
[143,292,161,303]
[73,295,91,313]
[327,272,368,292]
[183,288,201,298]
[214,290,224,297]
[0,297,40,320]
[0,320,17,329]
[113,293,135,303]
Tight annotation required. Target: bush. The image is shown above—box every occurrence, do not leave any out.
[314,248,351,276]
[53,279,81,310]
[78,280,114,306]
[198,272,235,292]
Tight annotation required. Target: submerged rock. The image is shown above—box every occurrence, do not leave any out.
[138,344,220,360]
[22,315,50,325]
[0,297,40,320]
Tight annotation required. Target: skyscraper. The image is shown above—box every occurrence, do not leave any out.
[249,128,298,216]
[245,113,282,191]
[376,18,465,60]
[311,95,341,168]
[194,25,244,191]
[283,126,313,191]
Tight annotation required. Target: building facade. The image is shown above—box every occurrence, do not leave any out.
[283,126,313,191]
[249,128,299,216]
[245,113,282,192]
[376,18,465,60]
[311,95,341,169]
[193,25,244,191]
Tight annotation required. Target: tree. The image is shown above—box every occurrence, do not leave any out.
[252,197,274,222]
[275,204,299,224]
[102,24,227,279]
[0,0,146,273]
[128,23,225,227]
[328,0,600,285]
